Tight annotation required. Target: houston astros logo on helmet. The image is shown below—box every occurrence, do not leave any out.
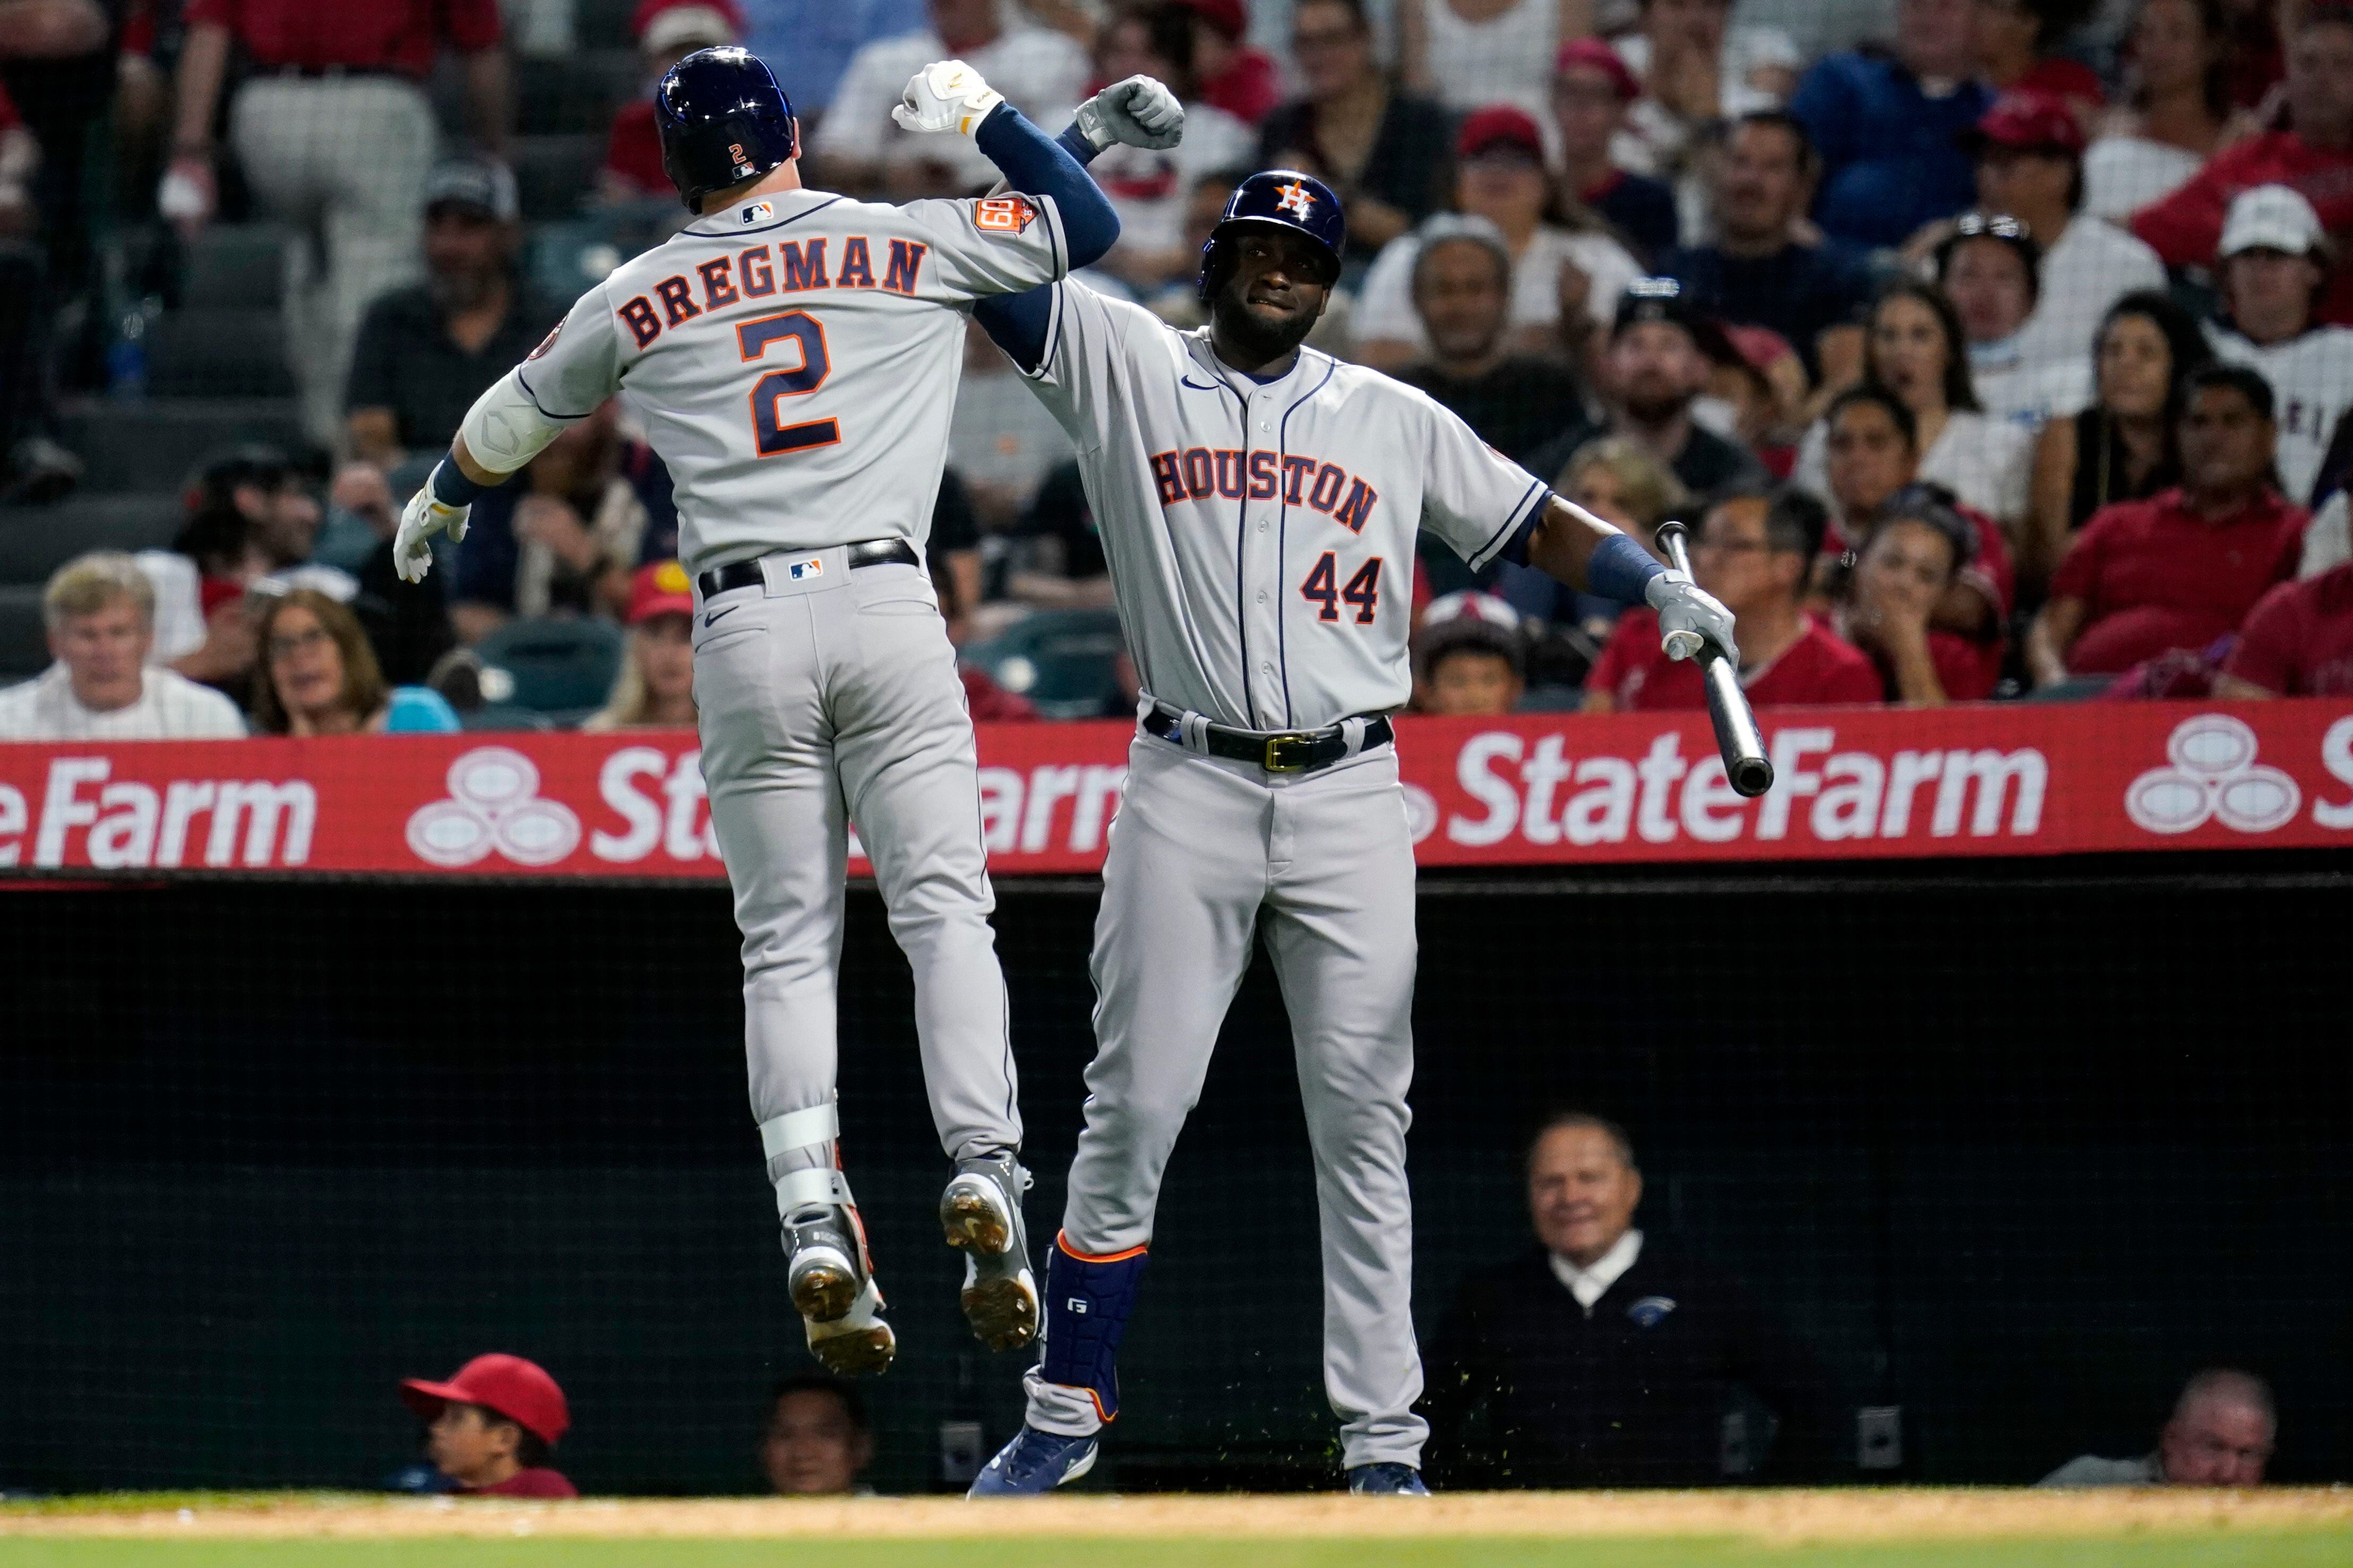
[1275,182,1315,220]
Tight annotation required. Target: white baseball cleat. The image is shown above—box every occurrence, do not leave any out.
[786,1205,895,1375]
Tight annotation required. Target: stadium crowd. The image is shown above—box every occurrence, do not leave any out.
[3,0,2353,738]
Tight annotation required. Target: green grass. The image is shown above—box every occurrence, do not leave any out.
[3,1539,2350,1568]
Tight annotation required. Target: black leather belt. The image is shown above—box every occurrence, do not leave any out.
[1143,706,1394,774]
[697,539,919,598]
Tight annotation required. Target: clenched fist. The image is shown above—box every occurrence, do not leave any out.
[1075,76,1184,152]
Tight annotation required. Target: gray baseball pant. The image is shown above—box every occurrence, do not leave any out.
[691,549,1021,1192]
[1026,731,1427,1469]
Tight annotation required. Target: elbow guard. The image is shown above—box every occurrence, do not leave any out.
[458,371,574,478]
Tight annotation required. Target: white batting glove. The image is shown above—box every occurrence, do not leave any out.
[892,60,1006,138]
[393,483,471,585]
[1648,570,1738,666]
[1075,75,1185,152]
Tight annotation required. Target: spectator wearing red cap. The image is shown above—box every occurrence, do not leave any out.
[2217,554,2353,694]
[1170,0,1281,127]
[1708,323,1807,477]
[1973,0,2106,120]
[1660,110,1873,387]
[2134,6,2353,328]
[1400,0,1586,125]
[2202,184,2353,505]
[1585,487,1883,713]
[400,1354,576,1499]
[1956,91,2167,380]
[585,562,699,730]
[1353,105,1642,372]
[1610,0,1799,235]
[1257,0,1454,261]
[2084,0,2261,225]
[1551,39,1679,264]
[161,0,512,449]
[602,0,746,204]
[1084,3,1258,292]
[2030,364,2308,685]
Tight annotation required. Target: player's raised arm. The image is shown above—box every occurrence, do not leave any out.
[894,62,1126,271]
[1519,492,1739,665]
[971,76,1185,373]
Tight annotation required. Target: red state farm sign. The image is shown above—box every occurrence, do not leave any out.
[1,702,2350,878]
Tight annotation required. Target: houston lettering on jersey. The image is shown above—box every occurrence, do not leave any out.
[1147,447,1380,533]
[615,238,931,349]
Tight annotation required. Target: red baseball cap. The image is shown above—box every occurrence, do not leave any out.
[1555,37,1640,102]
[1176,0,1248,43]
[401,1354,571,1445]
[628,559,696,625]
[1457,104,1545,161]
[1964,91,2084,157]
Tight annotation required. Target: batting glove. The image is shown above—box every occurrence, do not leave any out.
[393,484,470,585]
[1648,571,1739,666]
[893,61,1006,138]
[1075,75,1185,152]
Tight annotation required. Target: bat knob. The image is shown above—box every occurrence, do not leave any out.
[1662,630,1704,660]
[1729,755,1775,797]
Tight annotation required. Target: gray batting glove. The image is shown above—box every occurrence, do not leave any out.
[1075,75,1184,152]
[393,484,470,585]
[1648,570,1738,665]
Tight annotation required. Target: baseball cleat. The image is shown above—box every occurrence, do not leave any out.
[966,1426,1097,1496]
[941,1152,1038,1352]
[785,1205,894,1374]
[1345,1462,1430,1496]
[803,1276,897,1375]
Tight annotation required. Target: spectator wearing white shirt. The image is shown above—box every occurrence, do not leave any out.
[1963,91,2168,377]
[1399,0,1588,124]
[2203,184,2353,506]
[1934,211,2085,428]
[809,0,1089,197]
[1353,105,1642,373]
[1086,3,1259,292]
[1611,0,1800,240]
[1795,278,2037,532]
[2084,0,2257,223]
[0,553,246,742]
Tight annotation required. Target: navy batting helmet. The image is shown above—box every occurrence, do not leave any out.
[1197,170,1346,304]
[656,47,798,213]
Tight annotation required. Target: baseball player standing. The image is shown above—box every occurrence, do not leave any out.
[390,47,1179,1375]
[960,164,1737,1493]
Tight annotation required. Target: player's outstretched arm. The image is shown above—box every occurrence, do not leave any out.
[393,377,577,584]
[1522,494,1739,665]
[894,61,1122,270]
[971,76,1183,373]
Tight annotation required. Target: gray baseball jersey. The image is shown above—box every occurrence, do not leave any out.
[1005,279,1551,1472]
[1018,280,1549,730]
[514,185,1071,572]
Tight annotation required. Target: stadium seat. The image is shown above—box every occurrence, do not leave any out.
[0,496,182,585]
[0,583,48,679]
[959,607,1126,719]
[59,401,308,495]
[148,308,295,399]
[182,224,287,311]
[474,616,624,723]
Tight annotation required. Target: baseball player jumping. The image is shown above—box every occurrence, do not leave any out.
[390,48,1180,1375]
[960,151,1737,1492]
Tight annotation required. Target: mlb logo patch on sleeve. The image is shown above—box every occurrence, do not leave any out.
[974,195,1038,234]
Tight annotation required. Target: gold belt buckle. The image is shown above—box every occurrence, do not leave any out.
[1263,733,1315,772]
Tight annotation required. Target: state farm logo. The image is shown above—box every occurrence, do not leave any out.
[406,747,582,867]
[2125,714,2300,835]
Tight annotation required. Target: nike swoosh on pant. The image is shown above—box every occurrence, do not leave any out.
[703,605,740,629]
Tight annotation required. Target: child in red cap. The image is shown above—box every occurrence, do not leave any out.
[400,1353,578,1498]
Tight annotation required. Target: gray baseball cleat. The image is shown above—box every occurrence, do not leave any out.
[785,1205,895,1375]
[940,1151,1038,1351]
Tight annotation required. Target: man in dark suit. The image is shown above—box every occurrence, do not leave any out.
[1423,1111,1836,1487]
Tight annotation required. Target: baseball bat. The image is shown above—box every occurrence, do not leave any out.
[1651,521,1774,798]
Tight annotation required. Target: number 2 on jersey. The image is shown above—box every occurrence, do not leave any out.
[737,312,840,456]
[1300,552,1382,625]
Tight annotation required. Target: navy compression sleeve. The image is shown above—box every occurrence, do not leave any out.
[972,120,1109,373]
[975,103,1118,269]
